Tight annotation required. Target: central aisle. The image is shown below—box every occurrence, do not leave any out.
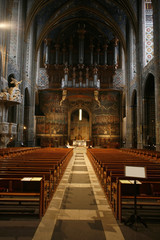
[33,147,124,240]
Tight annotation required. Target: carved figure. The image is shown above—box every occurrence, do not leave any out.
[60,90,67,106]
[8,77,22,102]
[94,90,100,107]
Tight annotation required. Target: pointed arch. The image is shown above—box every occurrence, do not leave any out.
[131,89,137,148]
[143,73,155,148]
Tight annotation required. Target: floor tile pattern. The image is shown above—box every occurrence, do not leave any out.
[33,147,124,240]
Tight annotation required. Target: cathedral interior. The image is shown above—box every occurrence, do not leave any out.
[0,1,160,240]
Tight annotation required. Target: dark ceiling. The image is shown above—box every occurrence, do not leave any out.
[25,0,137,56]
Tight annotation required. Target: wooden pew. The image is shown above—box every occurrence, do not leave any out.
[0,177,45,218]
[0,147,73,217]
[87,148,160,222]
[117,179,160,222]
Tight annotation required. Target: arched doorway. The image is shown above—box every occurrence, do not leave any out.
[122,93,126,147]
[68,106,92,145]
[144,74,155,149]
[23,88,30,145]
[131,90,137,148]
[8,74,17,125]
[70,109,90,140]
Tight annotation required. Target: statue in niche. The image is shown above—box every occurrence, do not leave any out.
[8,76,22,102]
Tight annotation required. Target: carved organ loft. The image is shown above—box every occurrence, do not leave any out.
[43,23,119,90]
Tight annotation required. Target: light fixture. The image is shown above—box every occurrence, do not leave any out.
[79,109,82,121]
[0,23,11,29]
[23,126,27,130]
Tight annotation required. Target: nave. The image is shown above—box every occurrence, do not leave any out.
[33,147,124,240]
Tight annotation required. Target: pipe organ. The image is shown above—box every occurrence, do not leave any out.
[43,24,119,89]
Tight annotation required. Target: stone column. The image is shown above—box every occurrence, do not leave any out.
[16,0,24,68]
[16,1,27,146]
[125,22,133,148]
[27,21,37,146]
[0,0,9,84]
[136,0,146,149]
[152,0,160,150]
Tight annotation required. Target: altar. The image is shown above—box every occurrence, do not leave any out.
[73,140,87,147]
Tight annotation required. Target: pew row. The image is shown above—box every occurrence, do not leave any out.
[87,148,160,222]
[0,147,73,217]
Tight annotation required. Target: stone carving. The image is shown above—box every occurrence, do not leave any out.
[0,76,21,148]
[0,77,22,103]
[0,89,10,100]
[60,90,67,106]
[8,77,22,102]
[94,90,100,107]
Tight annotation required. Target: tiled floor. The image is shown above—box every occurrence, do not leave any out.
[33,147,124,240]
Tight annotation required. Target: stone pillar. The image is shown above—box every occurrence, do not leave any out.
[152,0,160,150]
[77,27,86,64]
[0,0,9,83]
[125,22,133,148]
[136,1,146,149]
[16,1,27,146]
[16,0,24,67]
[27,21,37,146]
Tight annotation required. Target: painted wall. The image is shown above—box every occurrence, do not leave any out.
[37,90,68,135]
[37,90,121,147]
[92,90,120,147]
[70,110,89,140]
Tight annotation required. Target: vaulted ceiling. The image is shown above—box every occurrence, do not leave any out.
[24,0,138,57]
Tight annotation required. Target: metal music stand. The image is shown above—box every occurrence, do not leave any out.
[124,166,147,230]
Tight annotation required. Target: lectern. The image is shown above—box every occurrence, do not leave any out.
[124,166,147,229]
